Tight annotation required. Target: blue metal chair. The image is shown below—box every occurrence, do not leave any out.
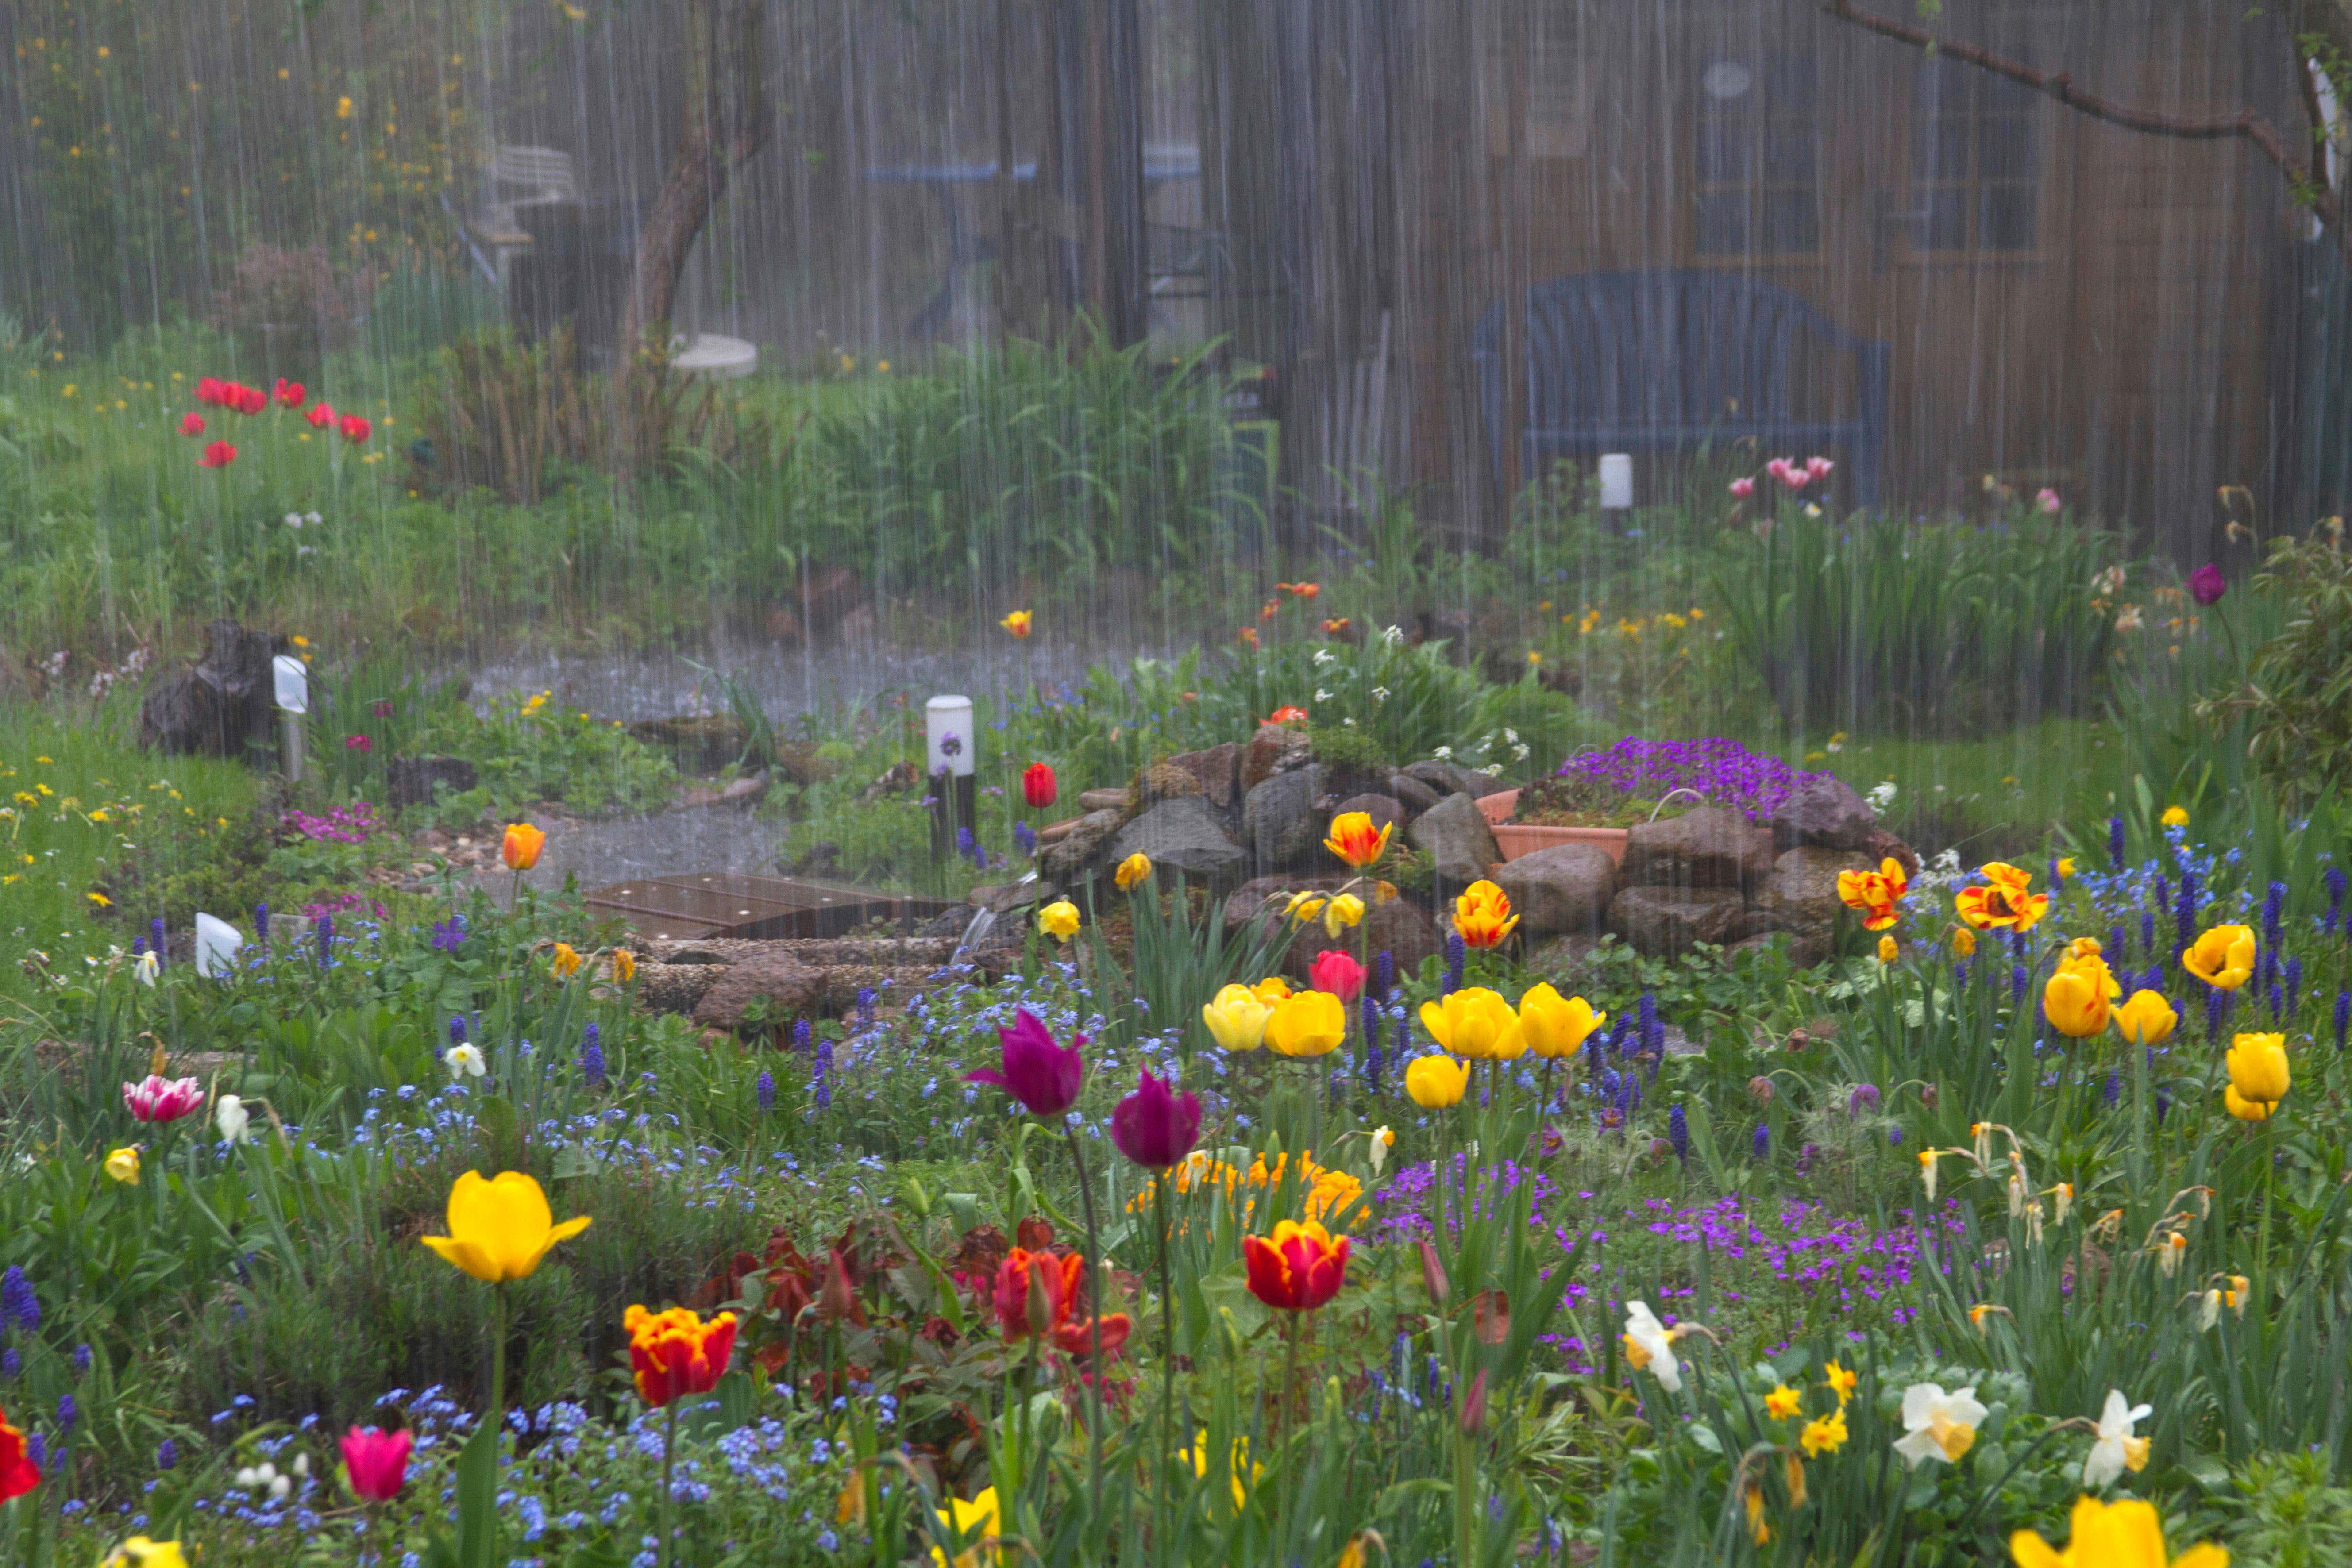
[1473,270,1889,505]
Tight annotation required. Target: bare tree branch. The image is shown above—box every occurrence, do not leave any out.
[1822,0,2348,266]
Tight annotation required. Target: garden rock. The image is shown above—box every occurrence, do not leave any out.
[1621,806,1774,892]
[1407,791,1502,886]
[689,951,828,1029]
[627,714,751,773]
[1770,774,1876,851]
[386,755,478,807]
[1864,828,1921,880]
[1386,771,1444,816]
[1492,843,1616,937]
[1526,932,1605,977]
[1109,797,1245,882]
[1242,724,1311,791]
[1078,788,1131,812]
[1608,886,1746,958]
[137,618,287,759]
[1402,759,1501,800]
[1038,808,1123,882]
[676,771,769,810]
[1160,743,1244,809]
[1763,845,1877,949]
[1243,765,1326,870]
[969,879,1057,915]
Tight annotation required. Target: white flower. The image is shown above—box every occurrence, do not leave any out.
[290,1453,309,1478]
[1368,1126,1392,1176]
[1866,781,1899,812]
[1370,686,1389,702]
[1893,1383,1988,1467]
[216,1094,252,1144]
[1315,689,1331,702]
[1621,1300,1683,1392]
[1313,648,1337,667]
[305,511,322,525]
[1511,744,1530,761]
[1503,728,1519,745]
[1341,717,1357,727]
[1432,746,1454,761]
[1382,624,1403,645]
[283,513,303,528]
[1803,502,1823,517]
[134,951,158,987]
[2082,1389,2152,1487]
[444,1042,486,1079]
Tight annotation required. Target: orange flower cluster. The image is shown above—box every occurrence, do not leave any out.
[1955,861,2048,932]
[1835,857,1909,931]
[989,1247,1130,1360]
[1126,1149,1364,1230]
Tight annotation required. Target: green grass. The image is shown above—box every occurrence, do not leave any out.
[0,691,264,1006]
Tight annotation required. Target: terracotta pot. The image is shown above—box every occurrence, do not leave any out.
[1476,791,1631,867]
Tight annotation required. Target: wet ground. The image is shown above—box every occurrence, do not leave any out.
[431,805,786,894]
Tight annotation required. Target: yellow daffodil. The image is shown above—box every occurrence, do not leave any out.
[2181,925,2255,990]
[1038,901,1081,943]
[930,1485,1002,1568]
[1800,1409,1848,1456]
[1321,893,1364,936]
[1878,934,1899,964]
[550,942,583,979]
[420,1170,592,1283]
[2160,805,2190,828]
[1745,1479,1770,1545]
[1418,986,1525,1059]
[2009,1494,2227,1568]
[1764,1383,1803,1420]
[1266,990,1347,1058]
[1822,1361,1858,1406]
[1403,1053,1467,1108]
[611,948,636,983]
[1201,984,1274,1052]
[1114,852,1152,891]
[1951,927,1977,957]
[1518,984,1603,1057]
[104,1145,141,1184]
[1284,893,1328,926]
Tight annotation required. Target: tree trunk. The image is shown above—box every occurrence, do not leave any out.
[615,0,771,431]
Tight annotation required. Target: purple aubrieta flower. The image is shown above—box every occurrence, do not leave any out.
[1556,736,1831,824]
[431,915,466,953]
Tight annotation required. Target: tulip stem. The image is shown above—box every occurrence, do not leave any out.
[1061,1122,1107,1540]
[1155,1173,1176,1557]
[658,1397,679,1568]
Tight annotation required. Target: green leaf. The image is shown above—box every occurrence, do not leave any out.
[454,1406,502,1568]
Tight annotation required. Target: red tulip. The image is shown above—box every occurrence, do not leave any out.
[967,1008,1086,1118]
[1022,762,1058,809]
[306,401,335,429]
[623,1305,738,1407]
[1309,948,1365,1004]
[991,1247,1072,1339]
[1109,1068,1201,1169]
[1242,1220,1350,1312]
[274,378,305,408]
[339,1425,411,1502]
[232,383,268,415]
[339,413,372,443]
[178,412,205,437]
[197,441,238,469]
[194,377,227,407]
[0,1403,39,1502]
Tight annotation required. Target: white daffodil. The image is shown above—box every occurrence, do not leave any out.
[1370,686,1389,702]
[2198,1288,2224,1331]
[215,1094,252,1145]
[134,951,158,987]
[444,1042,486,1080]
[1313,648,1336,667]
[1368,1125,1393,1176]
[1893,1383,1988,1467]
[1621,1300,1684,1393]
[2082,1389,2152,1487]
[1314,688,1332,702]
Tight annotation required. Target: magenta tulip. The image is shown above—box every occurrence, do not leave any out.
[2188,563,2227,605]
[339,1425,411,1502]
[1110,1068,1202,1169]
[967,1008,1087,1118]
[122,1075,204,1124]
[1309,948,1365,1004]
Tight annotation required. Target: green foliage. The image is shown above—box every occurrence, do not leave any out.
[2221,1452,2352,1568]
[1714,501,2125,736]
[2209,532,2352,806]
[409,689,676,819]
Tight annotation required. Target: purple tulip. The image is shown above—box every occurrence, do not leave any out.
[968,1008,1087,1117]
[2188,563,2227,605]
[1109,1068,1201,1168]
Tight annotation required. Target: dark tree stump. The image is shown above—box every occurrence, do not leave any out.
[137,620,288,761]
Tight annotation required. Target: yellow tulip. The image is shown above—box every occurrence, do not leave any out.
[2223,1084,2274,1121]
[1252,975,1293,1004]
[1267,990,1347,1057]
[1038,901,1081,943]
[100,1540,190,1568]
[2009,1494,2227,1568]
[1202,984,1274,1052]
[1518,983,1603,1058]
[2058,946,2122,1000]
[1323,811,1393,868]
[420,1171,592,1283]
[1878,934,1899,965]
[1114,852,1152,891]
[2112,990,2176,1046]
[1404,1053,1468,1107]
[2181,925,2255,990]
[2043,964,2112,1039]
[501,821,545,871]
[1322,893,1364,936]
[2160,805,2190,828]
[930,1484,1002,1568]
[104,1145,141,1185]
[1419,986,1525,1059]
[1951,927,1977,958]
[2225,1032,2290,1105]
[999,610,1033,640]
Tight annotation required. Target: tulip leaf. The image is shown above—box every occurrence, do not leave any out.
[452,1406,504,1568]
[549,1143,604,1180]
